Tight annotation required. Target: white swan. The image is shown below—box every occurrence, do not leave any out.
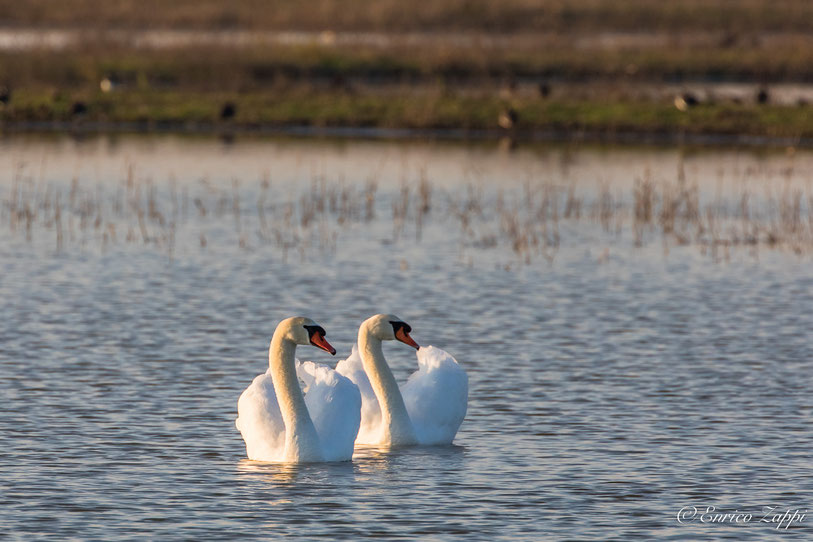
[336,314,468,446]
[235,317,361,462]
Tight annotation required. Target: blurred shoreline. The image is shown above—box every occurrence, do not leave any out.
[2,1,812,144]
[2,119,811,149]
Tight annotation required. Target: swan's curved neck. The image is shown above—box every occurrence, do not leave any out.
[269,330,323,461]
[359,326,417,446]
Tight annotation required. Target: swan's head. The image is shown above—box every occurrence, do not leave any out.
[363,313,420,349]
[280,316,336,355]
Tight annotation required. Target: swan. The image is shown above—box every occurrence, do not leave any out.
[336,314,468,447]
[235,317,361,462]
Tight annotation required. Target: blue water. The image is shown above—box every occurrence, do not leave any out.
[1,136,812,540]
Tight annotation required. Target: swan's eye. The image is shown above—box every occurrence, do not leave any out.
[390,321,411,334]
[303,325,326,339]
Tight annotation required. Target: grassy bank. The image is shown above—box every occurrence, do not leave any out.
[2,1,811,140]
[3,88,812,141]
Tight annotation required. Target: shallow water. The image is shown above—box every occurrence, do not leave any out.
[1,136,812,540]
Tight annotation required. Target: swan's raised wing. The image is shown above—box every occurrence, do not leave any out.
[334,344,384,445]
[297,359,361,461]
[401,345,468,445]
[236,370,286,461]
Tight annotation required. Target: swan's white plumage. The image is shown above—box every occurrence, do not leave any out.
[336,344,467,445]
[402,346,468,445]
[335,345,384,443]
[236,359,361,462]
[236,370,286,460]
[297,361,362,461]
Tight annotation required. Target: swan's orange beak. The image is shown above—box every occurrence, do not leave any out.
[395,327,420,350]
[310,333,337,355]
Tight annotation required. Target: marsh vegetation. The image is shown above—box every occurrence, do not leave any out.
[4,138,812,266]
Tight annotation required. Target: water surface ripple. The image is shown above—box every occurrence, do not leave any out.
[1,137,812,540]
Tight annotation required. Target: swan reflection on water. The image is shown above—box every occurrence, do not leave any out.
[235,445,468,535]
[352,443,465,462]
[236,443,466,485]
[236,457,358,509]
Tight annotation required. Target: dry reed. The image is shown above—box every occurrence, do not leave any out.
[3,160,812,265]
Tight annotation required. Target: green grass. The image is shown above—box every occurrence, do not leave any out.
[4,88,812,140]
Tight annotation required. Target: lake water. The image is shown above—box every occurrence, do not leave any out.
[1,135,812,540]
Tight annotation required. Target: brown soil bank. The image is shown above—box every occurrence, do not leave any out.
[2,0,813,34]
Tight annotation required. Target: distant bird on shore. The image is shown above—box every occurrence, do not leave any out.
[498,107,518,129]
[756,87,770,104]
[71,101,88,116]
[0,85,10,105]
[674,92,699,112]
[220,102,237,120]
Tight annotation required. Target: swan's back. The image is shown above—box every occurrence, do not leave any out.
[402,346,468,445]
[236,370,286,461]
[297,360,362,461]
